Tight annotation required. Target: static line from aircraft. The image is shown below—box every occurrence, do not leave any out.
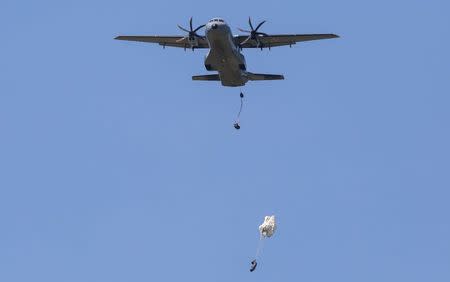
[115,17,339,129]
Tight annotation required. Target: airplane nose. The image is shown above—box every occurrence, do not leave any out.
[211,23,218,29]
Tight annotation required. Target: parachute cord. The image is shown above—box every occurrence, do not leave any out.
[255,234,265,259]
[235,92,244,123]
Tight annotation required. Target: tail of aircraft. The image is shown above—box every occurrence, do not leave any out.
[192,74,221,81]
[192,72,284,82]
[244,72,284,81]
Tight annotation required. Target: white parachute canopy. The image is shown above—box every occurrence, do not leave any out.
[259,215,277,238]
[253,215,277,264]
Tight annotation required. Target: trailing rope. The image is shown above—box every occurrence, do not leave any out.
[233,92,244,130]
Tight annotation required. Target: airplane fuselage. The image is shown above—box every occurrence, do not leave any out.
[116,17,338,87]
[204,18,248,87]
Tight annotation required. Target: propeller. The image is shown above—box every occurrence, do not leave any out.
[176,17,206,46]
[238,17,268,47]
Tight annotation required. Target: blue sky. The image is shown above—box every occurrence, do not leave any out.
[1,0,449,281]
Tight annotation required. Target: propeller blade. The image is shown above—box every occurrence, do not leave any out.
[176,36,188,43]
[238,28,252,33]
[193,24,206,33]
[248,17,254,31]
[254,20,266,31]
[177,25,190,33]
[241,35,252,45]
[238,28,251,33]
[255,38,261,48]
[177,18,206,46]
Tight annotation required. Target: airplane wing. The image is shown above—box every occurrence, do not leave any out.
[235,34,339,48]
[114,35,209,49]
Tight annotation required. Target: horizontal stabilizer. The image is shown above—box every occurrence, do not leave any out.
[246,72,284,81]
[192,74,220,81]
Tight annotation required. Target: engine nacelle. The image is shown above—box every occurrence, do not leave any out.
[188,37,198,47]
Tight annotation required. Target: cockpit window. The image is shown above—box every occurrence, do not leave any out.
[209,18,224,23]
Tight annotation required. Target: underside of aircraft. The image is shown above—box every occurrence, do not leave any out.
[116,17,339,87]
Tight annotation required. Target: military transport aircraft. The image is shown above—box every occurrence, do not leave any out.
[115,17,338,87]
